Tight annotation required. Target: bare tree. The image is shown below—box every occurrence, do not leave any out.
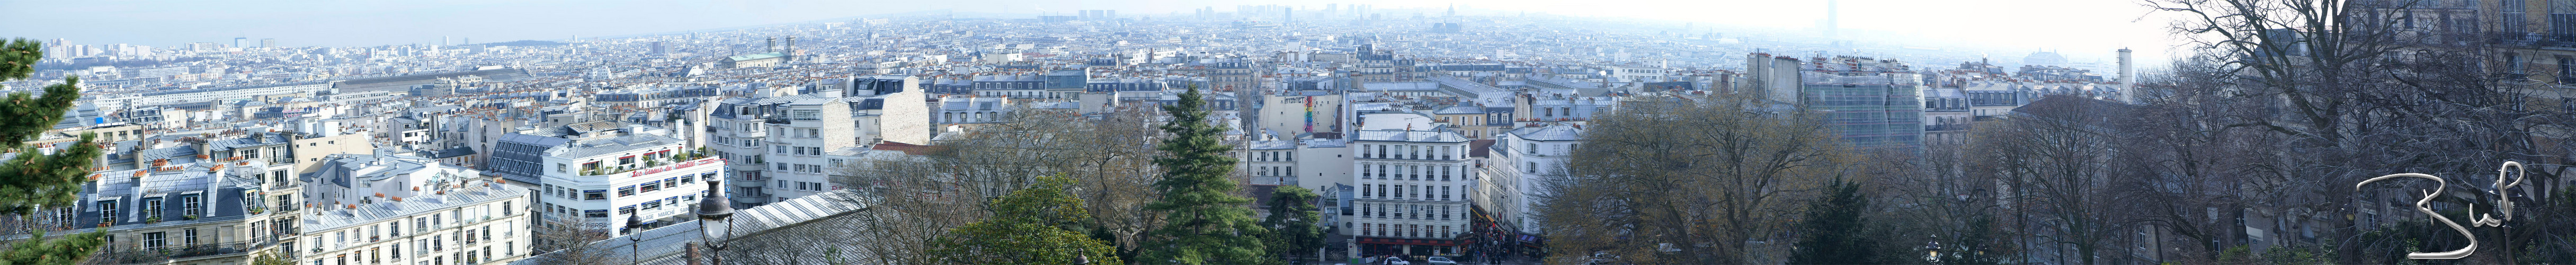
[821,109,1172,263]
[531,217,623,264]
[2152,0,2571,262]
[1537,93,1858,264]
[1970,94,2133,264]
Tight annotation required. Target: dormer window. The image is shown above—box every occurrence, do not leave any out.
[141,198,164,220]
[98,200,118,222]
[182,195,201,217]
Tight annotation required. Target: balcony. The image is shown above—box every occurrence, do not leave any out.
[99,240,274,263]
[2490,32,2576,49]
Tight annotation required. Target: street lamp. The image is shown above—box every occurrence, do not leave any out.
[696,181,735,265]
[624,215,644,265]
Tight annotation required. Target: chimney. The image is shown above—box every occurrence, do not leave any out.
[2117,48,2135,103]
[687,243,703,265]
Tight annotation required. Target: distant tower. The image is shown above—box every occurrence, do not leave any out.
[1824,0,1840,39]
[765,37,776,52]
[2118,48,2136,103]
[1447,4,1457,17]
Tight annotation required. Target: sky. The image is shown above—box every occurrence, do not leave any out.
[0,0,2182,64]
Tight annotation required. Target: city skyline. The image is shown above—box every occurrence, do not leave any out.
[1,0,2173,64]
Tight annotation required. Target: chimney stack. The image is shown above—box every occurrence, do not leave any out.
[2117,48,2135,103]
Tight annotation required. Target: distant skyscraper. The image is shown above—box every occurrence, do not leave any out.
[233,37,246,48]
[1824,0,1840,39]
[262,39,276,48]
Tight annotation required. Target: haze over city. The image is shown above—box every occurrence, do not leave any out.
[2,0,2174,64]
[1,1,2563,264]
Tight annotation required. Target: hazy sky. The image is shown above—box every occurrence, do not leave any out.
[0,0,2179,63]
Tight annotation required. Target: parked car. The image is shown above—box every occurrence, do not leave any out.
[1423,256,1459,264]
[1584,251,1621,265]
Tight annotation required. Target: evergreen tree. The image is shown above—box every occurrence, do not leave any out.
[1262,186,1325,262]
[1788,177,1878,264]
[930,175,1121,264]
[0,38,109,264]
[1139,86,1268,264]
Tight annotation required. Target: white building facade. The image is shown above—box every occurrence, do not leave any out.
[301,180,531,265]
[523,134,721,235]
[1347,129,1473,257]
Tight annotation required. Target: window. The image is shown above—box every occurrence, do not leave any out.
[144,232,166,248]
[391,220,403,236]
[584,190,607,200]
[183,195,201,217]
[99,200,117,222]
[639,181,661,193]
[584,210,608,218]
[618,206,635,216]
[2561,56,2575,84]
[618,186,636,197]
[143,198,164,220]
[184,228,198,245]
[556,163,567,173]
[642,200,662,210]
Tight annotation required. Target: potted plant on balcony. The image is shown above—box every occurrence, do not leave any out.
[183,215,198,220]
[146,216,161,224]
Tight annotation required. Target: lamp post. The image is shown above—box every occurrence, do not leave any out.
[696,181,735,265]
[623,215,643,265]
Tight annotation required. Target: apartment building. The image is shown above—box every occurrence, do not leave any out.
[301,180,531,265]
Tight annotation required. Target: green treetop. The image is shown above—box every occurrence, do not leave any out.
[931,175,1121,264]
[1263,186,1326,262]
[0,38,110,264]
[1139,86,1269,264]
